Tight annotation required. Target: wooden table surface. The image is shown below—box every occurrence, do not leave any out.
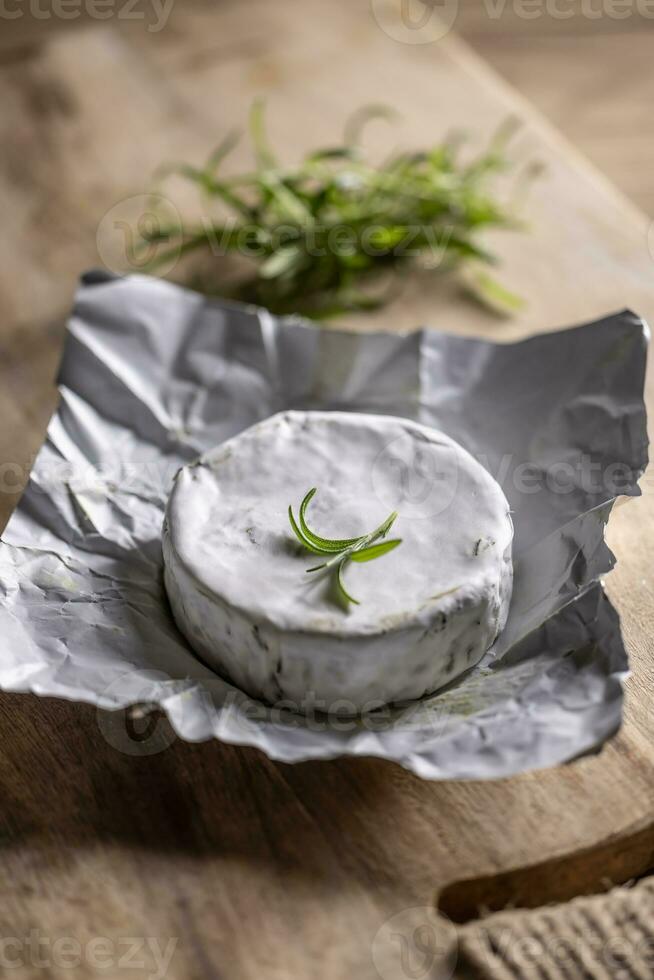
[1,2,654,978]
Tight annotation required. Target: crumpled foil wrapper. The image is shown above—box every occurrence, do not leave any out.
[0,272,648,779]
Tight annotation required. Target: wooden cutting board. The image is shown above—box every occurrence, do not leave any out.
[1,3,653,977]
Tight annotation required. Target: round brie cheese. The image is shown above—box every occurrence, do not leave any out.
[163,411,513,713]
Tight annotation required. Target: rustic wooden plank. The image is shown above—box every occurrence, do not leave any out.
[471,31,654,216]
[0,318,62,529]
[0,4,653,978]
[0,25,206,331]
[0,23,209,524]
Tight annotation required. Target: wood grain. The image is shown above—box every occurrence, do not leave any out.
[0,3,653,977]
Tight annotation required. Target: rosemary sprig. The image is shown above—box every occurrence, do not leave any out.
[288,488,402,607]
[142,102,533,318]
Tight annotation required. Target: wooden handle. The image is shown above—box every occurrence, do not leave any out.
[437,816,654,923]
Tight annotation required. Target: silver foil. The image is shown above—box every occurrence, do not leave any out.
[0,272,648,779]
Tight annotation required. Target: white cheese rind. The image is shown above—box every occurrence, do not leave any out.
[163,411,513,713]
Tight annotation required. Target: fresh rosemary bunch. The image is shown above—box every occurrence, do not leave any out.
[288,488,402,607]
[142,102,531,319]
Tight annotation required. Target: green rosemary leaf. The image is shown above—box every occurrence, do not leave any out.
[289,489,401,607]
[260,175,315,225]
[137,232,214,269]
[201,179,254,219]
[443,236,496,263]
[306,147,356,163]
[344,103,399,150]
[368,510,398,543]
[151,161,202,184]
[288,505,332,555]
[336,559,360,606]
[260,245,306,280]
[306,562,328,573]
[299,488,363,552]
[206,130,240,172]
[350,538,402,562]
[463,268,525,316]
[250,97,277,172]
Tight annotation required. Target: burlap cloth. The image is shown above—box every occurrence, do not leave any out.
[454,875,654,978]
